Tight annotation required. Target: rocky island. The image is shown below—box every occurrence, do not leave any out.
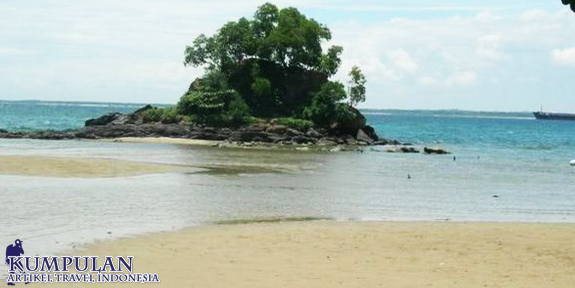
[0,3,448,154]
[0,104,393,147]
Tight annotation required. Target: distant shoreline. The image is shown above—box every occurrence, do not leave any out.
[1,99,537,115]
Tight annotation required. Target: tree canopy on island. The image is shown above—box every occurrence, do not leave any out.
[176,2,366,129]
[562,0,575,13]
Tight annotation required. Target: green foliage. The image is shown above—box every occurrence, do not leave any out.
[184,2,337,73]
[275,118,313,131]
[182,115,195,124]
[177,90,237,116]
[180,3,367,129]
[160,106,180,124]
[334,103,356,123]
[303,81,347,127]
[202,69,229,92]
[182,2,341,117]
[562,0,575,13]
[251,77,272,98]
[224,95,251,126]
[348,66,366,107]
[320,46,343,77]
[244,116,259,124]
[142,108,163,123]
[142,107,181,124]
[177,88,250,127]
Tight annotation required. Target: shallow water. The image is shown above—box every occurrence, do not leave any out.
[1,102,575,261]
[1,138,575,261]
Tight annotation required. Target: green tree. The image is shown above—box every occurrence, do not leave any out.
[180,3,365,128]
[562,0,575,12]
[320,46,343,77]
[348,66,366,107]
[303,81,346,127]
[183,3,341,73]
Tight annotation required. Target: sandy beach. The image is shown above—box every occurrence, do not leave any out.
[0,155,180,178]
[49,221,575,288]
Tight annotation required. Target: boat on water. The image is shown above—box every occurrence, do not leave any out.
[533,111,575,121]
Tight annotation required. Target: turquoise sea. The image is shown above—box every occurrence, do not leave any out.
[1,100,575,259]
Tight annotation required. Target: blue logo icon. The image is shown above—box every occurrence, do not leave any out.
[5,239,29,286]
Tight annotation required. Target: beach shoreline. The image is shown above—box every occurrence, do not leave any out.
[48,220,575,288]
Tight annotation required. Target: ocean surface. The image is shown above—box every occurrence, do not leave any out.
[1,100,575,260]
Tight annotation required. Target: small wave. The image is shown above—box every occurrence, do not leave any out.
[36,102,142,108]
[361,111,392,116]
[520,144,556,151]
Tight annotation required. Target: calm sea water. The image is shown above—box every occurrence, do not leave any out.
[1,100,575,259]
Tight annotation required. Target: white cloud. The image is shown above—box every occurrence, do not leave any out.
[446,70,478,86]
[1,1,574,111]
[519,9,552,22]
[388,49,418,74]
[0,48,31,56]
[418,70,477,87]
[551,47,575,66]
[475,34,506,62]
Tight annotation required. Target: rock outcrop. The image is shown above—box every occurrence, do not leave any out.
[85,105,153,126]
[0,105,415,150]
[423,147,450,155]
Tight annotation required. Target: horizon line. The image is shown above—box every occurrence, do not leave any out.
[0,99,539,114]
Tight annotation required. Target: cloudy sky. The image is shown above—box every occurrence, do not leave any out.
[1,0,574,111]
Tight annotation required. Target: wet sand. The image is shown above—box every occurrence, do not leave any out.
[101,137,331,151]
[102,137,222,147]
[55,221,575,288]
[0,155,180,178]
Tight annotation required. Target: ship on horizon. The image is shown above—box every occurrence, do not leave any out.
[533,108,575,121]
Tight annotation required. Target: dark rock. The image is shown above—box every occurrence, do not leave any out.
[346,138,358,145]
[1,104,405,149]
[133,104,154,115]
[423,147,450,155]
[292,136,314,144]
[266,125,288,134]
[270,135,291,143]
[315,127,329,135]
[362,125,379,141]
[305,128,322,138]
[245,125,267,132]
[74,131,97,139]
[356,129,374,145]
[285,128,304,137]
[85,105,153,127]
[331,107,366,136]
[201,127,218,134]
[400,147,419,153]
[85,113,122,126]
[316,138,337,146]
[229,130,271,142]
[373,138,400,146]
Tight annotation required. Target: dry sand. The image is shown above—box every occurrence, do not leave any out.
[52,221,575,288]
[0,155,180,178]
